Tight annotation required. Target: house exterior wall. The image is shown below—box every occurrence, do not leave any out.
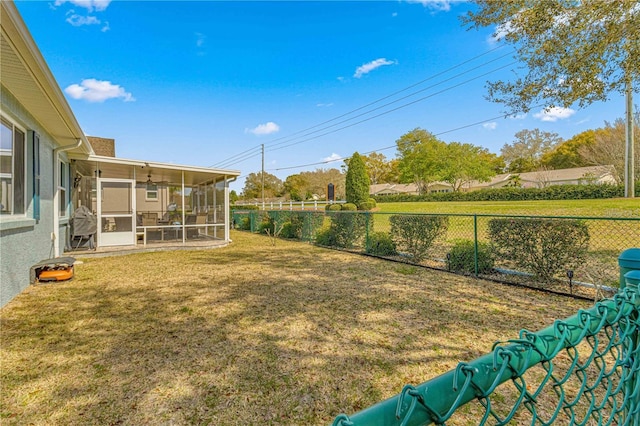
[0,86,67,307]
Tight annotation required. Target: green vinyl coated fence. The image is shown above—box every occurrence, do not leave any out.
[330,252,640,425]
[232,209,640,297]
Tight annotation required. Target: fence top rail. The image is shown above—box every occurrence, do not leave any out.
[233,209,640,222]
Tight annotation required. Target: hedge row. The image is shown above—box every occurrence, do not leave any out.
[373,183,639,203]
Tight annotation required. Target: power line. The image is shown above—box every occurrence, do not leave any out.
[267,61,517,153]
[269,103,546,172]
[212,46,513,169]
[265,51,516,151]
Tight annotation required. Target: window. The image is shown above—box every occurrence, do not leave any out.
[59,161,69,217]
[146,183,158,201]
[0,116,25,215]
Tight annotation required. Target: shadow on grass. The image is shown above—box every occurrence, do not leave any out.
[0,231,590,425]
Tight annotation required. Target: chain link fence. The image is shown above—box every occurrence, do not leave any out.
[232,209,640,299]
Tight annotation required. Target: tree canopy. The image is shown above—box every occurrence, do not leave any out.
[463,1,639,113]
[241,172,283,200]
[396,128,497,193]
[501,129,563,172]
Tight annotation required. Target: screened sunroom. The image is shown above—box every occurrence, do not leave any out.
[67,154,240,249]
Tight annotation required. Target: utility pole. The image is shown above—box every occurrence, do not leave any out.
[261,143,265,209]
[624,79,635,198]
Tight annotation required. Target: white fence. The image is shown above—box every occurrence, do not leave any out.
[234,200,346,211]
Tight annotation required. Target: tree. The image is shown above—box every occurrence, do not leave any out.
[362,152,394,185]
[229,190,239,204]
[541,130,595,170]
[283,174,309,201]
[439,142,498,191]
[396,128,448,194]
[463,1,639,113]
[463,1,639,196]
[241,172,283,200]
[501,129,563,172]
[578,115,640,182]
[345,152,370,207]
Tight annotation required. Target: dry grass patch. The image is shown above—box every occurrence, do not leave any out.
[1,231,590,425]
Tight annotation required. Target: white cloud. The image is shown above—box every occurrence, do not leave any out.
[482,122,497,130]
[246,122,280,136]
[55,0,111,12]
[508,113,527,120]
[101,21,110,32]
[316,103,334,108]
[65,79,135,103]
[533,106,576,122]
[195,32,206,48]
[66,13,101,27]
[404,0,451,12]
[323,153,343,163]
[354,58,395,78]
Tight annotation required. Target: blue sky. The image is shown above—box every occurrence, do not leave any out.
[16,0,624,192]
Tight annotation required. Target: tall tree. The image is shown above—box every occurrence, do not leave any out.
[440,142,499,191]
[241,172,283,200]
[345,152,370,206]
[362,152,393,185]
[541,130,595,170]
[463,1,639,195]
[396,128,447,194]
[463,1,639,113]
[283,174,309,201]
[501,129,563,172]
[578,115,640,182]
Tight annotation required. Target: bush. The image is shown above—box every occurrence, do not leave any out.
[373,183,634,204]
[341,203,357,211]
[366,232,397,256]
[488,218,590,282]
[314,227,337,247]
[448,240,494,275]
[280,221,296,239]
[326,204,342,211]
[368,198,377,208]
[358,201,375,211]
[389,214,449,262]
[239,216,251,231]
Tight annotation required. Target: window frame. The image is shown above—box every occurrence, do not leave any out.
[0,114,26,216]
[145,183,158,201]
[58,160,69,218]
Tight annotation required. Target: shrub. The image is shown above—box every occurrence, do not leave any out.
[345,152,370,206]
[326,204,342,211]
[389,214,448,262]
[341,203,357,211]
[358,201,375,211]
[314,227,337,247]
[239,216,251,231]
[257,218,275,235]
[320,211,370,249]
[448,240,494,275]
[280,221,296,239]
[368,198,377,208]
[488,218,590,283]
[366,232,397,256]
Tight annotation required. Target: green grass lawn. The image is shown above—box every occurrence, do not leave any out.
[377,198,640,217]
[1,231,593,425]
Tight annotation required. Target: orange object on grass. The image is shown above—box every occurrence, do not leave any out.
[38,266,74,282]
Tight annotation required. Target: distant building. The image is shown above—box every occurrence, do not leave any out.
[370,166,618,196]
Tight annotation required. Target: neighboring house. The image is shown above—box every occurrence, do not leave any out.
[370,166,617,197]
[462,165,617,191]
[0,1,240,307]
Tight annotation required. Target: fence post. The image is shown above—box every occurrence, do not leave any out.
[619,248,640,425]
[365,211,370,252]
[473,214,479,277]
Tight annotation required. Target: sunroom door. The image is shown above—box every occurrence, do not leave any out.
[97,178,136,246]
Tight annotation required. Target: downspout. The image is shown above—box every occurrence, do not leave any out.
[53,139,83,257]
[225,175,237,242]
